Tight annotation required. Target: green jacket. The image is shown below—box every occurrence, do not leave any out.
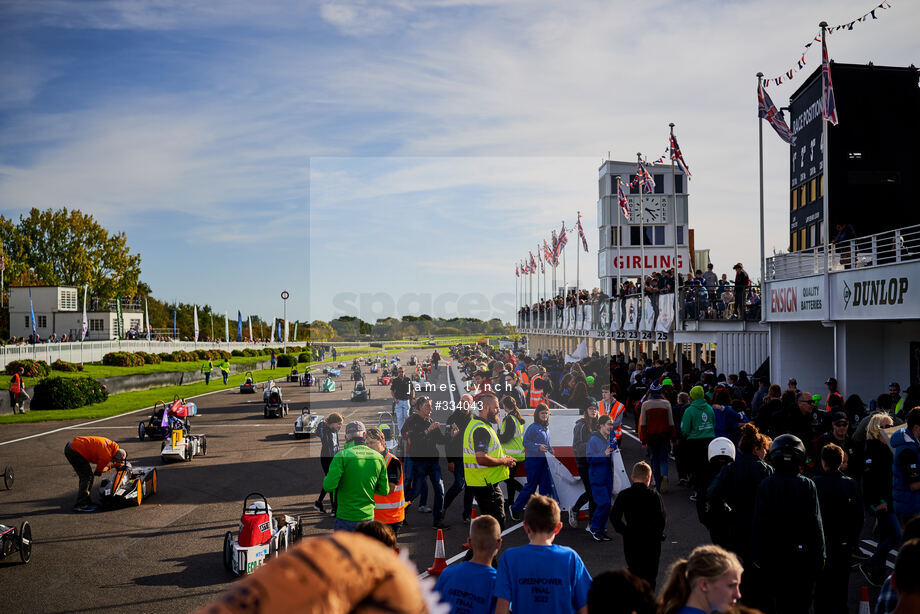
[681,398,715,440]
[202,361,212,374]
[322,440,389,521]
[218,360,230,374]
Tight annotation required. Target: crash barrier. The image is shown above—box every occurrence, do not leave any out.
[0,340,276,371]
[516,293,677,340]
[765,223,920,282]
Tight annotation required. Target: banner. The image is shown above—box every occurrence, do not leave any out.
[81,285,88,341]
[145,297,151,341]
[225,312,230,343]
[116,295,124,340]
[612,299,622,331]
[248,316,253,342]
[583,303,593,330]
[193,305,199,342]
[544,453,584,512]
[173,308,177,339]
[641,296,656,332]
[29,288,36,342]
[285,319,289,344]
[623,298,639,330]
[277,320,282,343]
[762,1,893,88]
[237,310,243,342]
[656,294,675,332]
[599,300,610,331]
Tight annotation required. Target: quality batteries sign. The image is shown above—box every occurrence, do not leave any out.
[765,275,825,322]
[832,264,917,320]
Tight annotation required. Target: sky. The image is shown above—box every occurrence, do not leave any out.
[0,0,916,325]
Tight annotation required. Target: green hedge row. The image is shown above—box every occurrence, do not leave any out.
[52,359,84,372]
[32,376,109,410]
[5,359,51,377]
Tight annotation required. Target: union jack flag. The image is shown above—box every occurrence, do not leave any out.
[529,251,536,272]
[515,263,519,277]
[617,178,631,220]
[758,81,796,145]
[821,35,838,125]
[576,213,588,253]
[543,239,554,265]
[551,230,558,264]
[634,161,655,192]
[556,222,568,260]
[540,254,544,274]
[669,132,691,179]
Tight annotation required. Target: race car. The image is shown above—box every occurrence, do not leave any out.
[138,399,196,441]
[351,367,364,382]
[320,376,336,392]
[365,358,374,366]
[370,363,379,374]
[0,520,31,564]
[337,361,347,368]
[351,380,370,402]
[293,406,322,439]
[3,465,13,490]
[408,356,418,366]
[160,418,207,462]
[264,386,289,418]
[377,374,393,386]
[299,372,314,387]
[97,462,158,507]
[222,493,303,576]
[239,372,256,394]
[327,367,341,377]
[286,368,300,383]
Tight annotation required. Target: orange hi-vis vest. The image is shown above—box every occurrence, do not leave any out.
[520,370,531,386]
[597,399,608,416]
[10,373,22,395]
[529,375,545,408]
[609,400,626,440]
[374,451,405,524]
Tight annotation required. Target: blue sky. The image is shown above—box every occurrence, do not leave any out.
[1,0,916,324]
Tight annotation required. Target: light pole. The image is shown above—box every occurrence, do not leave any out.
[281,290,289,352]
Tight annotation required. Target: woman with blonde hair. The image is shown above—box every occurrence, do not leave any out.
[659,544,742,614]
[859,412,901,587]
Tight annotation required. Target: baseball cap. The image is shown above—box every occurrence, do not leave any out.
[661,378,673,386]
[825,377,837,386]
[831,411,849,425]
[345,421,366,437]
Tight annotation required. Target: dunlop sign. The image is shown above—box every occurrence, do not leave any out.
[832,264,917,320]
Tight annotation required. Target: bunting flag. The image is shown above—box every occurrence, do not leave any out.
[577,213,589,253]
[758,81,797,144]
[617,178,631,219]
[763,1,893,88]
[821,35,839,125]
[669,131,691,178]
[237,310,243,342]
[29,288,37,341]
[193,305,199,342]
[81,285,88,341]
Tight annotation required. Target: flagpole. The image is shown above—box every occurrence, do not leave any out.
[576,212,581,294]
[637,153,645,347]
[820,21,831,326]
[756,74,767,324]
[562,225,567,295]
[670,124,680,356]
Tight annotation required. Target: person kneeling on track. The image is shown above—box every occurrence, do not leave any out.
[64,436,127,512]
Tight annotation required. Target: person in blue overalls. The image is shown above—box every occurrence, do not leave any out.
[587,415,616,542]
[509,403,556,521]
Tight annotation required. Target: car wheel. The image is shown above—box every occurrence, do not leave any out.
[135,480,143,506]
[201,436,207,456]
[3,465,13,490]
[185,446,193,462]
[264,408,269,419]
[223,531,234,572]
[278,531,288,554]
[150,469,158,494]
[19,521,32,564]
[138,422,146,441]
[295,516,304,540]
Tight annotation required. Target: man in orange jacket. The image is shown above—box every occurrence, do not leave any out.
[64,436,127,512]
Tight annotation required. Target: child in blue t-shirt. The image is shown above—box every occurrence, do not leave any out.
[495,495,591,614]
[435,514,502,614]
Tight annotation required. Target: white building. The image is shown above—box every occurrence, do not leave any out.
[596,159,691,296]
[8,286,145,341]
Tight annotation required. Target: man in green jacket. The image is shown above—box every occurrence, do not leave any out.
[680,385,715,502]
[322,421,389,532]
[218,359,231,384]
[202,360,213,385]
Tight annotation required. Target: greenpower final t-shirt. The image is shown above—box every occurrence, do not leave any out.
[434,561,496,614]
[494,544,591,613]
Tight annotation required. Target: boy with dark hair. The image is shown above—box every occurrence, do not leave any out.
[610,461,667,589]
[892,539,920,614]
[354,520,398,552]
[435,515,501,614]
[495,495,591,614]
[586,569,657,614]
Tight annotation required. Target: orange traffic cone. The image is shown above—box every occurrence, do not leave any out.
[858,586,870,614]
[427,529,448,575]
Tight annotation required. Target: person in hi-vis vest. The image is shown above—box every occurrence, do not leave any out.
[463,392,516,529]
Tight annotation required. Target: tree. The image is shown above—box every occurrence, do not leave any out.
[2,208,141,299]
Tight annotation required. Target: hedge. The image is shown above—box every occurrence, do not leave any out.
[297,352,310,363]
[5,359,51,377]
[135,351,162,365]
[32,376,109,410]
[102,352,145,367]
[276,354,297,367]
[52,359,84,372]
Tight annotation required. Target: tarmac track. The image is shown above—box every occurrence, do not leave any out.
[0,349,889,612]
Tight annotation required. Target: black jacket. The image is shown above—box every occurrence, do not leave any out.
[404,414,445,461]
[813,471,863,554]
[708,453,774,558]
[610,482,666,543]
[445,410,472,463]
[572,417,593,464]
[317,422,339,459]
[862,438,894,512]
[752,472,825,571]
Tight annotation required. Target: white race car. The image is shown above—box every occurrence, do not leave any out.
[97,463,158,507]
[223,493,303,576]
[292,406,322,439]
[160,420,207,462]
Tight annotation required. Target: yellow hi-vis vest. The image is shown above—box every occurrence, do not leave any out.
[374,451,406,524]
[463,419,509,487]
[503,416,526,461]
